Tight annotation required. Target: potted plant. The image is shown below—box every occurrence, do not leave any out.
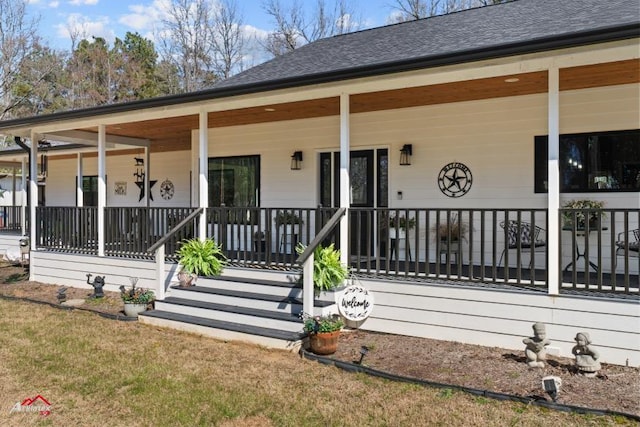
[562,199,606,229]
[388,214,416,239]
[431,214,469,244]
[302,313,345,355]
[120,278,154,318]
[296,243,349,295]
[176,238,227,286]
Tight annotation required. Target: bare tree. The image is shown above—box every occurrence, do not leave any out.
[0,0,43,119]
[387,0,509,23]
[157,0,217,92]
[210,0,246,79]
[262,0,361,57]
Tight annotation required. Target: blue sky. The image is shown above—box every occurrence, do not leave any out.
[26,0,397,51]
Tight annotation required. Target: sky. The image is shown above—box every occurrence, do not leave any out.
[25,0,397,52]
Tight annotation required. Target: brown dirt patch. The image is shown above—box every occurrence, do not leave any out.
[0,260,638,418]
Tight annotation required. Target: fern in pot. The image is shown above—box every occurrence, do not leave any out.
[296,242,349,295]
[176,238,227,286]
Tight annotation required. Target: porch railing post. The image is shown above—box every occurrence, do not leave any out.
[97,124,106,257]
[198,111,208,241]
[339,93,350,265]
[303,252,314,317]
[155,243,166,300]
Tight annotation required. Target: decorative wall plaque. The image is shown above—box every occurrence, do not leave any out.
[338,284,374,322]
[160,179,175,200]
[438,162,472,198]
[114,182,127,196]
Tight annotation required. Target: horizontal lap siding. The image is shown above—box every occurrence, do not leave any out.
[358,278,640,366]
[30,252,158,293]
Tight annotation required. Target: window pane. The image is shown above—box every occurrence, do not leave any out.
[208,156,260,207]
[534,130,640,193]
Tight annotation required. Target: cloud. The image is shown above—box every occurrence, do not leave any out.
[55,13,115,46]
[49,1,60,7]
[119,0,171,32]
[68,0,99,5]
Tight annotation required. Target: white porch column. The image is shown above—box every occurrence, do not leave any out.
[76,154,83,207]
[198,111,208,240]
[97,124,106,257]
[20,158,26,234]
[547,66,560,295]
[29,132,38,254]
[339,93,350,266]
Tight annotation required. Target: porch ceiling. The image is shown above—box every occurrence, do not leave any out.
[77,59,638,152]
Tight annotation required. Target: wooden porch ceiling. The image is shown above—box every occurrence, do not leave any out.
[81,59,638,152]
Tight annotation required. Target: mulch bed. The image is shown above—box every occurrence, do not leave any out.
[0,261,638,419]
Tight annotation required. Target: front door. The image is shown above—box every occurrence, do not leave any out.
[319,149,388,255]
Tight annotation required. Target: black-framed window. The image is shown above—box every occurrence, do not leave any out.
[208,155,260,207]
[535,129,640,193]
[77,175,100,206]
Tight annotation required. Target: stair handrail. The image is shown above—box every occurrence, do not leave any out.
[147,207,203,300]
[295,207,346,317]
[147,207,203,253]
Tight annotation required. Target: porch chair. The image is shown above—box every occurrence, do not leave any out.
[498,220,546,268]
[614,229,640,270]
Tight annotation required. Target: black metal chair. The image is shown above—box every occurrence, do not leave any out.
[499,220,546,268]
[614,229,639,270]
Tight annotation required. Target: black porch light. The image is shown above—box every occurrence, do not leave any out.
[290,151,303,170]
[399,144,413,166]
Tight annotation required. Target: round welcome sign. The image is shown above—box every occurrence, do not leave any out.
[338,285,374,322]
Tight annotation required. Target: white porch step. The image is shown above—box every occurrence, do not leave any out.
[154,297,304,332]
[195,275,303,299]
[139,311,304,351]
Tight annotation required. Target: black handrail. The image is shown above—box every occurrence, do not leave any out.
[147,208,203,253]
[295,207,346,265]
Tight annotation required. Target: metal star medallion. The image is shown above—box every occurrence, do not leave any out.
[438,162,472,198]
[135,180,157,202]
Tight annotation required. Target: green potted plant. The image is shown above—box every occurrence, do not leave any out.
[388,214,416,239]
[120,278,154,318]
[302,313,345,355]
[176,238,227,286]
[296,242,349,294]
[562,199,606,229]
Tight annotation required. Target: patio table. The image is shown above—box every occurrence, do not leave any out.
[562,226,608,274]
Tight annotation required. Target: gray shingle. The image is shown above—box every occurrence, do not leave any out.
[215,0,639,89]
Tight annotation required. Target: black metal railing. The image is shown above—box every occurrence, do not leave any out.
[559,208,639,292]
[105,207,199,258]
[206,207,339,266]
[348,208,549,288]
[31,205,638,295]
[36,207,98,254]
[0,206,23,232]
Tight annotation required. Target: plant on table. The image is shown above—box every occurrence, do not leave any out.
[274,210,304,227]
[388,214,416,231]
[562,199,606,228]
[176,238,227,286]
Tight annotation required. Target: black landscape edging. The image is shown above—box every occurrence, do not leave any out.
[300,349,640,422]
[0,294,138,321]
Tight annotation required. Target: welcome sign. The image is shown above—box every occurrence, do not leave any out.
[338,284,374,321]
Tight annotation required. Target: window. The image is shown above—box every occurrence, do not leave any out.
[535,129,640,193]
[79,176,100,206]
[208,155,260,207]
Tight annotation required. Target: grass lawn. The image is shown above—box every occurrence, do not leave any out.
[0,299,633,426]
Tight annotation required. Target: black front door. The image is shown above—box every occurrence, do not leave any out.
[319,149,388,255]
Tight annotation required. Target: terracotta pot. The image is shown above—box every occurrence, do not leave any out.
[309,330,340,355]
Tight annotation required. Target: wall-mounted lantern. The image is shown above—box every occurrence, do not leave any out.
[290,151,303,170]
[399,144,413,166]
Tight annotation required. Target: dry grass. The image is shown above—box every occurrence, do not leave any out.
[0,299,634,426]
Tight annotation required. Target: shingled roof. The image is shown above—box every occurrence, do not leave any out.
[0,0,637,129]
[214,0,639,90]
